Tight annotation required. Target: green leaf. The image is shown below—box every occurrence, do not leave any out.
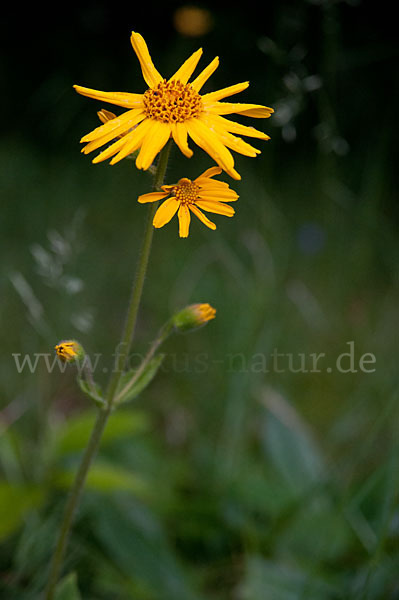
[53,461,148,495]
[91,495,204,600]
[54,572,82,600]
[260,389,325,495]
[77,377,105,406]
[230,463,298,518]
[13,512,60,582]
[238,555,340,600]
[55,409,149,455]
[277,499,353,562]
[116,354,164,405]
[0,482,44,541]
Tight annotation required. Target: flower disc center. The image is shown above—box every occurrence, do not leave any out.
[174,178,200,205]
[143,80,203,123]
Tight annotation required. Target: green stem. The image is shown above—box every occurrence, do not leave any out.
[105,139,172,406]
[44,406,110,600]
[44,141,172,600]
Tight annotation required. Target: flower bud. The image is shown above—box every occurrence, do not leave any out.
[173,303,216,333]
[55,340,85,362]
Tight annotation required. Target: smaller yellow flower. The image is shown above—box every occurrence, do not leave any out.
[138,166,238,237]
[173,303,216,332]
[55,340,84,362]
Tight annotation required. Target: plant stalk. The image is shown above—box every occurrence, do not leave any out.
[105,139,172,406]
[44,405,110,599]
[44,141,172,600]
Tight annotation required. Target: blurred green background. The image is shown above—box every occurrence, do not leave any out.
[1,1,399,598]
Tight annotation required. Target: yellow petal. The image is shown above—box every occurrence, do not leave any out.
[195,200,235,216]
[190,57,219,91]
[169,48,203,84]
[135,121,171,170]
[109,119,153,164]
[178,204,191,237]
[195,176,229,188]
[196,180,230,190]
[189,205,217,230]
[187,118,241,180]
[213,115,270,139]
[206,102,274,118]
[97,109,117,124]
[130,32,163,89]
[138,191,169,204]
[153,197,180,228]
[82,113,146,154]
[202,113,261,155]
[81,109,144,143]
[92,136,129,164]
[214,129,261,157]
[74,85,143,109]
[201,82,249,103]
[195,166,222,180]
[199,189,239,201]
[172,123,193,158]
[161,184,175,193]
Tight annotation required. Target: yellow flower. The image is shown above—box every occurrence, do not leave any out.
[55,340,84,362]
[173,303,216,332]
[138,166,238,237]
[74,31,273,180]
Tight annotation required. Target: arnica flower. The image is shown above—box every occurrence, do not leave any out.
[74,31,274,180]
[55,340,85,363]
[138,166,238,237]
[173,303,216,333]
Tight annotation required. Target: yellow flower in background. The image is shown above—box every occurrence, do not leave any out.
[55,340,84,362]
[173,6,214,37]
[138,166,238,237]
[74,31,273,180]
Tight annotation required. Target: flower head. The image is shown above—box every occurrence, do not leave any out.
[74,32,273,179]
[173,303,216,332]
[138,166,238,237]
[55,340,85,362]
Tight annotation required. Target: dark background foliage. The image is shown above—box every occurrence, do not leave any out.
[1,1,399,599]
